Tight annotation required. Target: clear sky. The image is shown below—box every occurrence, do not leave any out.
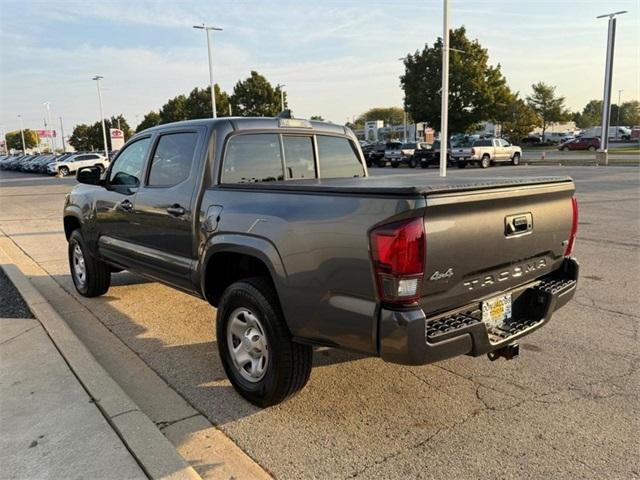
[1,0,638,138]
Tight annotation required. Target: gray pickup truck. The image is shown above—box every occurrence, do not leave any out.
[63,116,579,406]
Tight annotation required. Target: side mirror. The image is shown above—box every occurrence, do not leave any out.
[76,166,103,185]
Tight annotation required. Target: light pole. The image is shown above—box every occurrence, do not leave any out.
[615,89,623,139]
[44,101,55,152]
[92,76,110,157]
[439,0,450,177]
[59,117,66,153]
[596,10,626,164]
[193,24,223,118]
[276,84,286,112]
[397,58,409,142]
[18,115,26,153]
[228,100,233,116]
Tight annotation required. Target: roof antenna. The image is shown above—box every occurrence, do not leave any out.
[277,109,293,119]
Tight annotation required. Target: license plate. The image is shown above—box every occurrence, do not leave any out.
[482,294,512,327]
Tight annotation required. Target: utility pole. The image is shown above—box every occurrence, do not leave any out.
[59,117,66,153]
[596,10,626,165]
[18,115,26,153]
[615,89,623,139]
[439,0,450,177]
[193,24,223,118]
[276,84,286,112]
[92,76,110,157]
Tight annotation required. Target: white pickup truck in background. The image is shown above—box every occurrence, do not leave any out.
[455,138,522,169]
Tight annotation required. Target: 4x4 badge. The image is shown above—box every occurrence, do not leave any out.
[430,268,454,281]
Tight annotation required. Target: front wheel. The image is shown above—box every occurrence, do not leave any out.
[59,166,70,176]
[511,153,521,166]
[216,277,312,407]
[588,146,596,151]
[391,161,399,168]
[68,230,111,297]
[409,158,417,168]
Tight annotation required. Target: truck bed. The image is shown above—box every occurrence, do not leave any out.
[218,175,573,197]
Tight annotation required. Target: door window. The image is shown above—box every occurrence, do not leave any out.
[109,137,151,187]
[222,134,283,183]
[283,136,315,179]
[147,132,198,187]
[317,136,364,178]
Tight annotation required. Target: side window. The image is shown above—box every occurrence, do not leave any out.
[222,134,283,183]
[148,132,198,187]
[109,137,151,187]
[283,136,315,179]
[317,136,364,179]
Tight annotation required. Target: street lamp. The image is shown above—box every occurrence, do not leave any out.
[43,101,55,153]
[193,24,223,118]
[17,115,26,153]
[616,89,623,139]
[596,10,627,163]
[92,76,110,157]
[397,58,408,142]
[439,0,450,177]
[276,84,286,112]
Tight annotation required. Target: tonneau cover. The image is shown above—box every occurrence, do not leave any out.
[218,175,573,197]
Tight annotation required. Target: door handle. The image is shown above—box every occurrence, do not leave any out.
[117,199,133,212]
[167,204,186,216]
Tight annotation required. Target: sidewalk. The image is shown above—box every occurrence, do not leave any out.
[0,317,146,479]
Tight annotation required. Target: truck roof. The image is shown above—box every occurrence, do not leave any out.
[140,117,351,136]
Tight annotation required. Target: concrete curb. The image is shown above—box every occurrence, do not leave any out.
[0,247,201,480]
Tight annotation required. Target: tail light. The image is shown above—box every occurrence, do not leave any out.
[564,197,578,256]
[370,217,425,305]
[471,147,476,155]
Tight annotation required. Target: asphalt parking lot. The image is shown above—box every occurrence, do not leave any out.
[1,165,638,479]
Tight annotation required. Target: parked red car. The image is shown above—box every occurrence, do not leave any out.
[558,137,600,151]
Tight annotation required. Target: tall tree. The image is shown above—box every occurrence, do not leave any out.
[6,129,39,150]
[526,82,570,138]
[501,97,540,144]
[159,95,189,124]
[400,26,513,133]
[619,100,640,126]
[231,71,286,117]
[355,107,404,128]
[572,100,602,129]
[136,111,162,133]
[186,85,231,118]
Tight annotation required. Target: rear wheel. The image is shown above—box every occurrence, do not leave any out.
[391,161,399,168]
[68,230,111,297]
[59,166,70,176]
[588,146,596,151]
[376,159,386,168]
[481,155,491,168]
[562,147,569,151]
[409,157,417,168]
[511,153,521,166]
[216,277,312,407]
[457,162,467,168]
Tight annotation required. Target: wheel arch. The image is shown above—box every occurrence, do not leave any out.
[201,234,288,309]
[63,213,82,240]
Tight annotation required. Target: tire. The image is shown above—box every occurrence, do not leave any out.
[94,164,104,172]
[457,162,467,168]
[68,230,111,297]
[216,277,312,407]
[588,146,596,151]
[421,163,428,169]
[59,166,70,176]
[481,155,491,168]
[409,158,417,168]
[562,147,569,151]
[511,153,521,166]
[376,159,386,168]
[391,161,399,168]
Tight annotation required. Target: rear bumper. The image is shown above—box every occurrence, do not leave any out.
[379,257,579,365]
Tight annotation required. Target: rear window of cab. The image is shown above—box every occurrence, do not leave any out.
[221,133,364,184]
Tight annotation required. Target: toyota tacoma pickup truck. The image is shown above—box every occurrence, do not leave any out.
[457,137,522,169]
[63,115,579,407]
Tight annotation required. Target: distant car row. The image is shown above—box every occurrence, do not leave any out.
[0,152,109,176]
[362,137,522,169]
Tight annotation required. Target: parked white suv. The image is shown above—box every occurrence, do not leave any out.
[48,153,109,176]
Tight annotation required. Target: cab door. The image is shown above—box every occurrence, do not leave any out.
[124,127,206,290]
[94,136,153,268]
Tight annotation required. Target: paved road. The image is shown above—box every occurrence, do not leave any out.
[1,166,638,479]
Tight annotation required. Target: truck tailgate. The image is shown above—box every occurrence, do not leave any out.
[419,179,575,315]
